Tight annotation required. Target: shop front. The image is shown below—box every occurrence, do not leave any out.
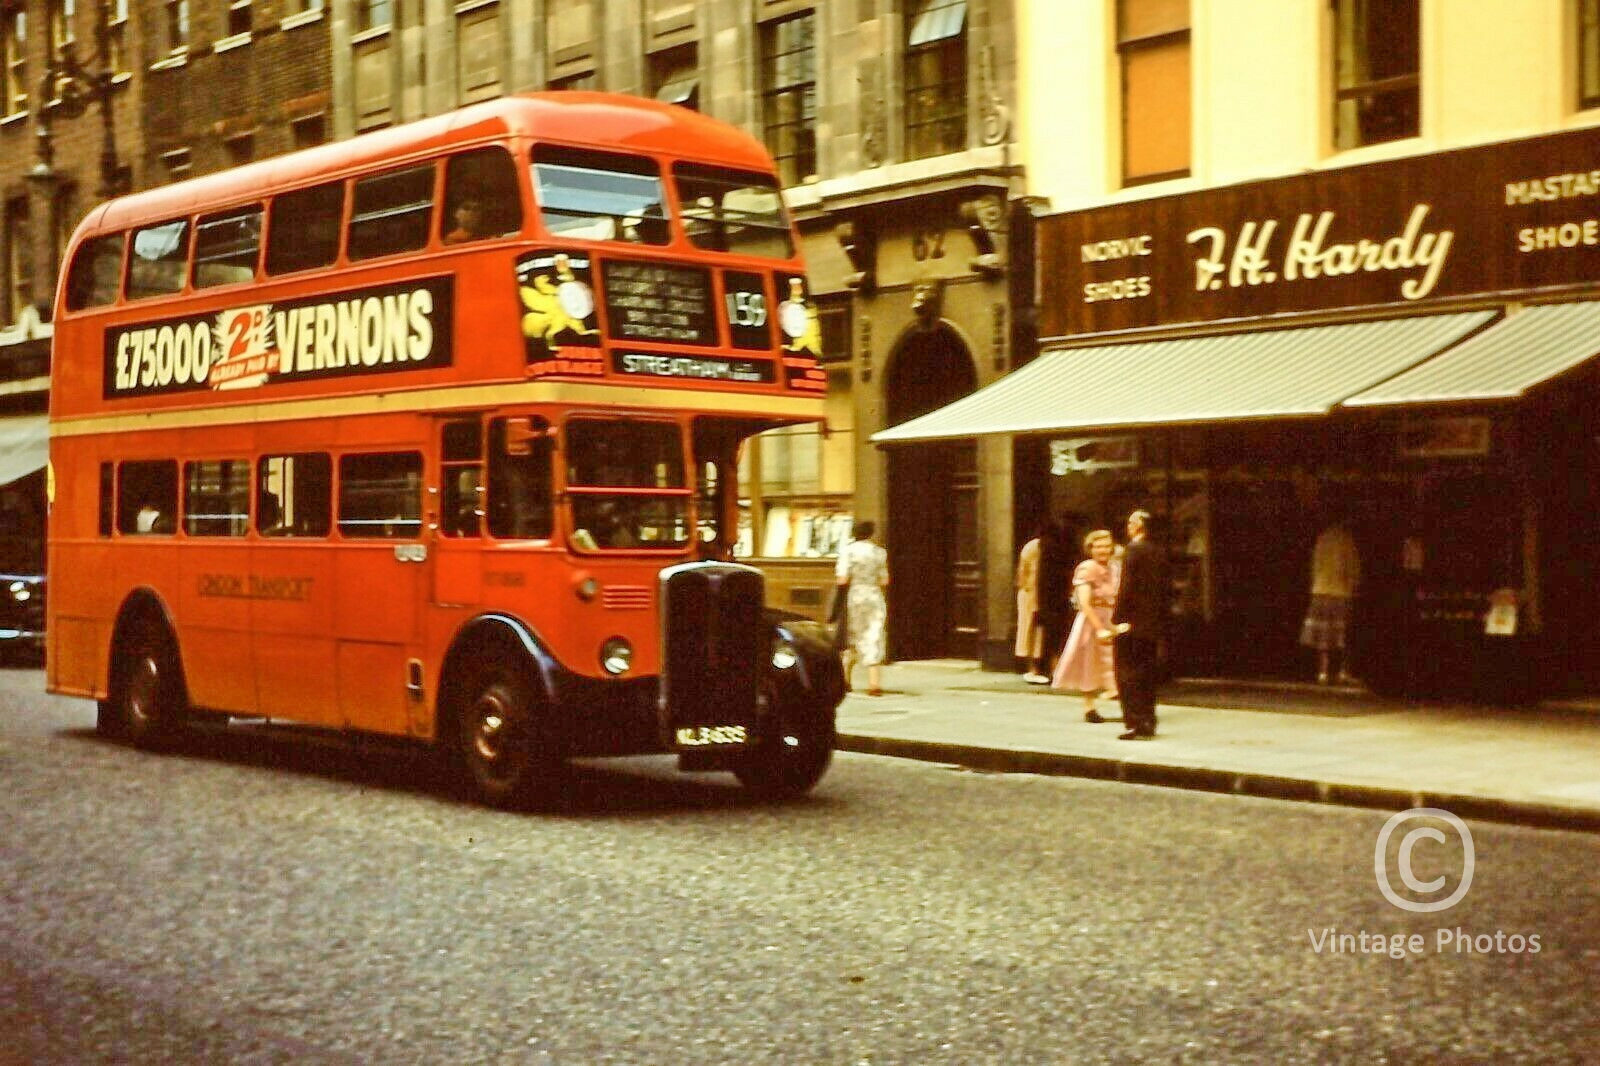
[876,125,1600,700]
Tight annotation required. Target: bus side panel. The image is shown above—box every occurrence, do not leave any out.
[175,542,259,713]
[334,544,420,736]
[251,542,339,727]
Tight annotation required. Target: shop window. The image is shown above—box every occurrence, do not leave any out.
[2,11,26,115]
[442,146,522,245]
[338,452,423,539]
[257,453,331,537]
[1582,0,1600,110]
[65,232,123,310]
[193,205,261,289]
[126,220,190,300]
[118,460,178,535]
[1118,0,1190,185]
[183,460,250,537]
[265,182,343,275]
[1332,0,1419,150]
[761,12,817,187]
[458,2,501,104]
[650,43,698,111]
[348,164,434,261]
[904,0,968,160]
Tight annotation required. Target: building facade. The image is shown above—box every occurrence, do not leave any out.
[883,0,1600,697]
[326,0,1026,665]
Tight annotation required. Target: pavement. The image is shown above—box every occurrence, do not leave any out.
[834,660,1600,831]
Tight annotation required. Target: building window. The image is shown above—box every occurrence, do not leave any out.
[358,0,393,33]
[761,12,817,186]
[164,0,189,53]
[49,0,74,52]
[2,11,25,115]
[1118,0,1190,185]
[160,147,192,181]
[290,112,326,149]
[903,0,968,160]
[1582,0,1600,110]
[550,71,596,91]
[1332,0,1419,150]
[457,1,502,104]
[649,44,698,110]
[4,198,29,323]
[355,37,392,130]
[106,0,128,74]
[223,132,254,166]
[227,0,252,38]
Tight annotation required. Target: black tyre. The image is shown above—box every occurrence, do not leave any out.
[108,620,187,748]
[734,697,835,800]
[456,662,557,809]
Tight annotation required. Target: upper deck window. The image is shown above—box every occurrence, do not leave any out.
[349,164,435,261]
[126,220,190,301]
[265,181,342,276]
[442,146,523,245]
[65,233,125,311]
[532,146,669,246]
[674,165,793,259]
[192,205,262,289]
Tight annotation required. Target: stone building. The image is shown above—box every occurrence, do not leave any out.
[326,0,1026,666]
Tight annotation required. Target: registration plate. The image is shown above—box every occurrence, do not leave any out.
[675,725,748,747]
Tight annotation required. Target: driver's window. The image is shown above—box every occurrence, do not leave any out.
[487,417,553,539]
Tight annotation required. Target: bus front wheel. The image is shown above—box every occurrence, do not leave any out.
[733,699,834,800]
[106,621,187,748]
[456,664,557,809]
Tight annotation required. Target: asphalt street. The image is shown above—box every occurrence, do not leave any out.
[1,667,1596,1065]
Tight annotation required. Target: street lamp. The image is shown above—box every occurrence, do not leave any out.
[32,1,131,198]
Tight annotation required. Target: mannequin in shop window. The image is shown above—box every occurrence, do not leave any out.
[1300,513,1361,685]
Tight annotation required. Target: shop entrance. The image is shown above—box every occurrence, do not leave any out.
[885,323,978,660]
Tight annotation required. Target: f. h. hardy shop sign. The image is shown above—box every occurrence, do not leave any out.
[1041,125,1600,338]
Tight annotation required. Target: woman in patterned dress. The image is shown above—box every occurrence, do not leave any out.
[835,520,890,696]
[1050,529,1120,723]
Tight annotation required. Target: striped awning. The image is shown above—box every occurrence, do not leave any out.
[0,413,47,487]
[1343,301,1600,407]
[872,311,1497,444]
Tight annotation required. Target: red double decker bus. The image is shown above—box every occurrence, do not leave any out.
[46,92,842,806]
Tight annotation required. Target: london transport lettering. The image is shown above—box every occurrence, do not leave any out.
[104,277,454,399]
[197,573,314,602]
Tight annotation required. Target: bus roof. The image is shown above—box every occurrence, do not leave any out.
[85,93,780,236]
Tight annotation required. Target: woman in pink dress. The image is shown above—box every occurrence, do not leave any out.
[1051,529,1120,723]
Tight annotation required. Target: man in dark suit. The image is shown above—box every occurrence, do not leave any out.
[1111,509,1169,740]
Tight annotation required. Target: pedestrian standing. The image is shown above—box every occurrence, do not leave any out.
[1051,529,1120,722]
[1300,515,1361,685]
[1015,525,1049,683]
[1112,509,1169,740]
[835,520,889,697]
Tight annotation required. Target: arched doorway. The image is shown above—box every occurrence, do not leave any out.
[884,322,979,660]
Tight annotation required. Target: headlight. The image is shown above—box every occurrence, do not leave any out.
[600,637,633,676]
[9,581,29,602]
[771,638,799,670]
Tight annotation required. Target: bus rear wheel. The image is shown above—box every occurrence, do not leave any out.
[733,700,834,800]
[457,664,557,809]
[107,621,187,748]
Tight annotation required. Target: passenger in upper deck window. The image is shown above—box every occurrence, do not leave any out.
[444,197,488,244]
